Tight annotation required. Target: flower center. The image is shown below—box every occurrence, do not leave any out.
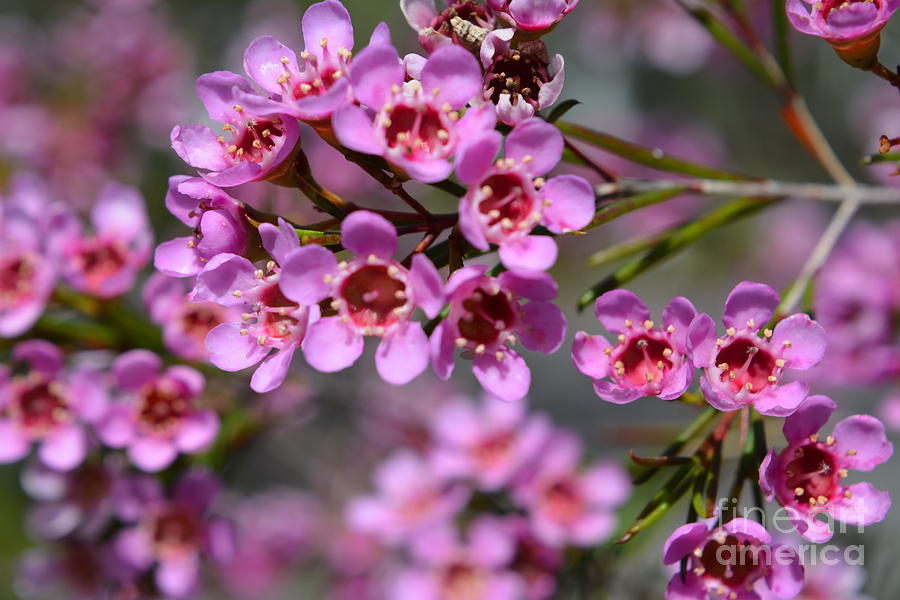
[74,238,128,285]
[69,464,113,509]
[542,479,584,524]
[380,98,452,161]
[784,443,839,506]
[476,172,539,238]
[614,334,674,387]
[339,263,409,331]
[181,304,226,345]
[138,376,192,434]
[13,376,69,435]
[697,533,766,589]
[152,505,203,558]
[441,562,487,600]
[0,254,37,306]
[219,114,284,165]
[715,337,778,394]
[822,0,878,17]
[485,44,548,107]
[457,285,518,347]
[473,430,515,468]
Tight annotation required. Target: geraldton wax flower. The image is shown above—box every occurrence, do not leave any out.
[401,0,497,52]
[786,0,900,67]
[760,395,893,543]
[689,281,827,417]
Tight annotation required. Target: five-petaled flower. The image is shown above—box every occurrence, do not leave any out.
[689,281,827,417]
[572,289,698,404]
[759,394,893,543]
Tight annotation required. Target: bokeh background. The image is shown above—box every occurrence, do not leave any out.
[1,0,899,597]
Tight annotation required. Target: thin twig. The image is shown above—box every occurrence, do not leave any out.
[564,138,618,182]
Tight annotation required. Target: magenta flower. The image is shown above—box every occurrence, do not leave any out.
[113,470,234,599]
[345,450,470,545]
[572,289,698,404]
[430,266,566,401]
[388,518,525,600]
[513,430,630,547]
[171,71,301,187]
[759,395,893,543]
[0,341,107,472]
[193,218,317,393]
[401,0,497,52]
[689,281,827,417]
[786,0,900,45]
[52,183,152,298]
[154,176,251,278]
[0,180,56,337]
[279,210,444,385]
[481,31,565,125]
[662,518,804,600]
[456,118,593,271]
[96,350,217,472]
[332,42,493,183]
[487,0,579,33]
[428,395,552,491]
[241,0,361,122]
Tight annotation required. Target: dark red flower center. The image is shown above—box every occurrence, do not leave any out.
[615,334,674,387]
[181,304,225,345]
[14,377,69,434]
[339,264,408,330]
[477,172,536,231]
[138,377,192,433]
[715,337,777,394]
[822,0,879,16]
[457,286,518,347]
[441,562,487,600]
[698,534,766,588]
[473,430,515,468]
[222,116,284,164]
[784,443,839,505]
[74,238,128,285]
[383,102,450,160]
[0,254,37,305]
[69,463,113,509]
[152,505,203,556]
[542,479,584,524]
[258,284,301,341]
[485,42,550,106]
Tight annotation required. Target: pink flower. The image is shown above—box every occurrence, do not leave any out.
[0,178,56,337]
[51,183,152,298]
[428,395,552,491]
[758,539,871,600]
[456,118,593,271]
[387,518,525,600]
[279,210,444,385]
[401,0,497,52]
[193,218,317,393]
[113,470,234,599]
[171,71,301,187]
[241,0,367,122]
[502,516,562,600]
[154,176,251,278]
[430,266,566,402]
[346,450,470,545]
[96,350,217,472]
[481,31,565,125]
[333,42,492,183]
[513,430,630,547]
[759,395,893,543]
[689,281,827,417]
[143,273,240,362]
[572,289,698,404]
[0,341,107,472]
[662,518,804,600]
[487,0,579,33]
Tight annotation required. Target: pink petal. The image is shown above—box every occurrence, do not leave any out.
[243,36,297,94]
[170,125,230,171]
[113,350,162,390]
[662,522,709,564]
[592,380,642,404]
[421,45,483,110]
[753,381,809,418]
[205,323,268,371]
[538,53,565,109]
[375,322,430,385]
[658,362,693,400]
[429,321,455,380]
[115,527,154,569]
[38,425,86,472]
[834,482,891,526]
[175,411,220,453]
[518,300,566,354]
[454,104,498,140]
[279,244,338,306]
[369,21,392,47]
[409,254,444,319]
[771,314,827,370]
[688,313,717,366]
[192,253,258,306]
[473,349,531,402]
[128,436,179,472]
[168,366,205,398]
[581,461,631,506]
[250,344,298,393]
[401,0,437,29]
[499,235,558,271]
[458,196,490,251]
[539,175,594,233]
[569,512,616,546]
[156,554,200,599]
[95,404,135,448]
[498,270,557,301]
[195,71,254,122]
[506,117,563,176]
[333,104,383,155]
[782,394,836,444]
[495,92,536,126]
[757,449,778,501]
[662,297,698,351]
[302,0,354,60]
[0,420,30,463]
[722,281,779,331]
[348,44,403,110]
[571,331,611,378]
[302,316,364,373]
[765,545,804,599]
[722,518,771,543]
[594,289,650,334]
[396,156,454,184]
[832,415,894,471]
[456,131,502,185]
[665,573,706,600]
[13,340,63,375]
[200,160,262,188]
[259,217,300,266]
[154,237,203,277]
[341,210,397,259]
[92,183,148,240]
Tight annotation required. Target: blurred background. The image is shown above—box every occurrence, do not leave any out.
[1,0,899,597]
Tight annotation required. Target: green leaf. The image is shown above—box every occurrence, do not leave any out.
[544,99,581,124]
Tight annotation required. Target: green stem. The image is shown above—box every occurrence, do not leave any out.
[584,187,687,232]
